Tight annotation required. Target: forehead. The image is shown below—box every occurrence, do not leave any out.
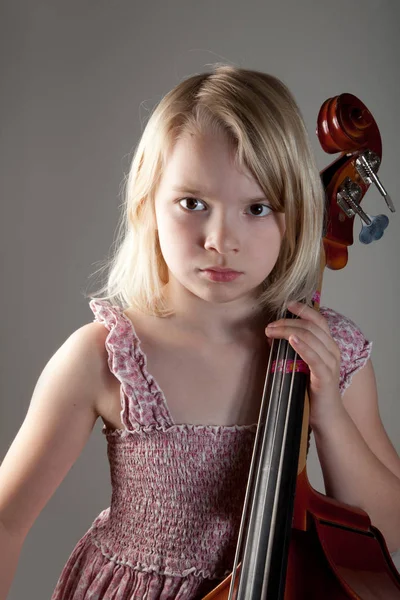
[160,131,262,194]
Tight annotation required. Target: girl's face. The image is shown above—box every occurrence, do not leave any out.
[154,130,286,309]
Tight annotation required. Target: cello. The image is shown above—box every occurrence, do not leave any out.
[203,94,400,599]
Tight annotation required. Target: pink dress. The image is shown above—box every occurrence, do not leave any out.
[51,300,372,600]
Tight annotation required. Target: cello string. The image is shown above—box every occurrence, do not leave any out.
[233,332,288,599]
[261,312,302,596]
[252,335,288,597]
[227,333,281,599]
[229,310,303,598]
[262,330,295,592]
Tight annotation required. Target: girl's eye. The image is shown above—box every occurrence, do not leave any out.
[178,198,272,217]
[247,204,272,217]
[179,197,206,211]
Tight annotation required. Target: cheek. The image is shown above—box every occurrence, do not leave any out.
[252,223,284,260]
[159,217,187,246]
[156,208,175,242]
[247,237,283,283]
[160,211,199,245]
[157,214,196,269]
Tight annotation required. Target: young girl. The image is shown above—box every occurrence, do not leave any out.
[1,65,400,600]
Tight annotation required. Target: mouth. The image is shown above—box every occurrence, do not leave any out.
[202,267,242,274]
[200,268,242,282]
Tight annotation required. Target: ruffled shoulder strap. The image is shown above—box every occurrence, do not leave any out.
[89,299,174,432]
[320,306,373,396]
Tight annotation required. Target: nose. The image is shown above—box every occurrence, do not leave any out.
[203,210,240,254]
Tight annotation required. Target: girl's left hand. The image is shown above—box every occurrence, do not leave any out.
[265,301,343,427]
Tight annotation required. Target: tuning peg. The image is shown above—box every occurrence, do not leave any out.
[359,213,389,244]
[356,151,395,213]
[336,178,372,226]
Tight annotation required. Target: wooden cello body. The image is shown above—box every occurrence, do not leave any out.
[206,472,400,598]
[203,94,400,599]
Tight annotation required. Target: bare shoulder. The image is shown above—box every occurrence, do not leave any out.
[70,321,111,387]
[35,320,112,414]
[0,321,111,539]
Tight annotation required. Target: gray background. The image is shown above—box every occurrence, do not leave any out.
[1,1,399,598]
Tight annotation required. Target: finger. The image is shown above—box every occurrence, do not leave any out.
[286,301,331,334]
[266,320,336,355]
[288,335,339,386]
[266,324,341,367]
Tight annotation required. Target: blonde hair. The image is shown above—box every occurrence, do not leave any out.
[87,65,324,318]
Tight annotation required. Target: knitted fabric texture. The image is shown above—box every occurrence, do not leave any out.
[51,299,372,600]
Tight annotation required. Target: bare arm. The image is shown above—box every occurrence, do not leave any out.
[0,322,109,598]
[312,359,400,553]
[0,521,24,600]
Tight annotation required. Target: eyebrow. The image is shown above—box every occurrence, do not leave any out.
[171,185,268,203]
[172,185,208,196]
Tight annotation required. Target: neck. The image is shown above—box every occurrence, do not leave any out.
[160,281,270,345]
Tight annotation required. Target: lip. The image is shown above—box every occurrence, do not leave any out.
[203,267,242,274]
[200,268,242,282]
